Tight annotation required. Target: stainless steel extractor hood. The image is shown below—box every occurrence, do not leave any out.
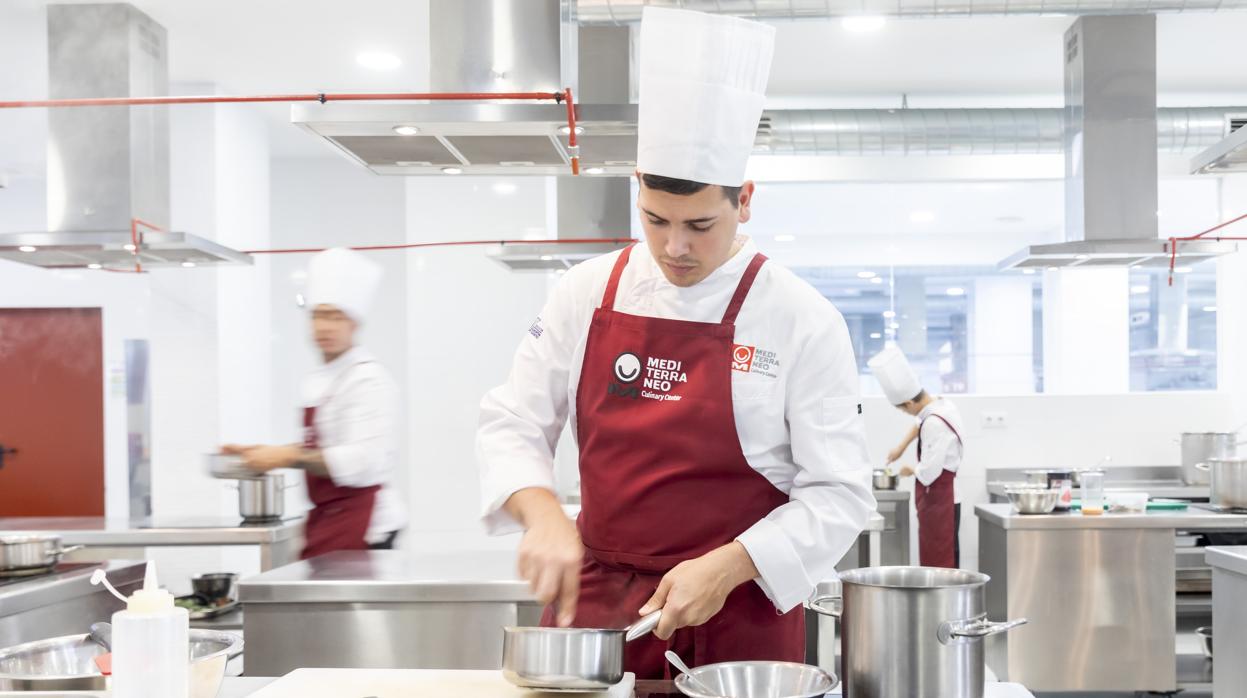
[0,4,249,271]
[1191,117,1247,174]
[999,16,1235,270]
[488,176,633,272]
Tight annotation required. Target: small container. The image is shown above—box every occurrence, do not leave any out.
[111,561,189,698]
[1080,470,1105,516]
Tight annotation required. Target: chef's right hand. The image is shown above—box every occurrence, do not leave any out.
[507,488,584,627]
[886,446,905,464]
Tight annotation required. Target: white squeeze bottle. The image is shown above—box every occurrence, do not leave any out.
[110,561,189,698]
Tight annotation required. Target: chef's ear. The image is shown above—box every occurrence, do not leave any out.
[736,181,756,224]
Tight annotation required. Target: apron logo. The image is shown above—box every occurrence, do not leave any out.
[731,344,756,372]
[614,353,641,383]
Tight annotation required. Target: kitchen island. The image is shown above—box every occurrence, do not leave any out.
[977,502,1247,693]
[1207,545,1247,698]
[0,516,303,571]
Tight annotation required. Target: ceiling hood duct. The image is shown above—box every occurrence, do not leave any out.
[761,107,1239,156]
[999,15,1234,271]
[1190,116,1247,173]
[295,0,638,177]
[0,4,250,271]
[576,0,1247,22]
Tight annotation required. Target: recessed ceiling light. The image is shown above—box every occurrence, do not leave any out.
[585,167,605,175]
[1021,268,1036,275]
[889,322,901,330]
[492,182,517,195]
[870,277,883,284]
[87,263,102,270]
[882,310,896,319]
[395,160,432,167]
[869,332,882,339]
[909,210,935,223]
[775,234,797,242]
[1130,284,1150,294]
[1204,305,1218,312]
[357,51,401,71]
[946,287,966,297]
[1046,266,1058,272]
[18,245,36,252]
[856,271,877,279]
[441,167,463,175]
[392,125,420,136]
[558,126,585,135]
[841,15,886,32]
[181,261,196,268]
[1074,254,1090,260]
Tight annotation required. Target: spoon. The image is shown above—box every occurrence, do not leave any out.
[665,650,721,697]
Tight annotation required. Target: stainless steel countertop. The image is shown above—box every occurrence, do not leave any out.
[0,560,144,616]
[976,503,1247,530]
[986,479,1210,500]
[240,550,533,603]
[0,516,303,545]
[1207,545,1247,577]
[872,489,911,502]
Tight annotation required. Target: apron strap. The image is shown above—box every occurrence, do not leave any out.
[600,245,635,311]
[721,253,768,325]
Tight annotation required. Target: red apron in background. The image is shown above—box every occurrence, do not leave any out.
[540,245,805,679]
[299,362,380,560]
[915,413,963,569]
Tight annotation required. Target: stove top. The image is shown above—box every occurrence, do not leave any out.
[1192,503,1247,514]
[0,562,98,587]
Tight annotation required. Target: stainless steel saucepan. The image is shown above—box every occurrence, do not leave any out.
[502,610,661,690]
[0,535,83,575]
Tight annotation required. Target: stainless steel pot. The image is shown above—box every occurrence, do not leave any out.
[810,566,1026,698]
[1180,432,1241,486]
[0,535,83,574]
[502,611,661,690]
[0,629,242,695]
[1196,458,1247,509]
[235,473,292,521]
[872,469,898,491]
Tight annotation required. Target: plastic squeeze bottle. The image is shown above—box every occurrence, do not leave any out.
[110,561,189,698]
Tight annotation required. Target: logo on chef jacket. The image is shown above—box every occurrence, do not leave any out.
[732,344,781,378]
[607,352,687,402]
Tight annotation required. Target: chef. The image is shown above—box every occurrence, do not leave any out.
[222,247,407,558]
[870,345,965,568]
[476,7,874,679]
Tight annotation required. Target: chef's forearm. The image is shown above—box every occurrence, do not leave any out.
[295,447,331,477]
[503,487,566,529]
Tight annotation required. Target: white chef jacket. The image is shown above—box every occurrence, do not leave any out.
[302,346,407,544]
[915,398,965,503]
[476,236,875,613]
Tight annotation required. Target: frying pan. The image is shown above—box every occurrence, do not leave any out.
[502,610,661,691]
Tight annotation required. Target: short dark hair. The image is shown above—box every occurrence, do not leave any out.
[640,173,741,208]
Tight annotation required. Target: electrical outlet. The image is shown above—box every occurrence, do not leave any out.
[982,412,1008,429]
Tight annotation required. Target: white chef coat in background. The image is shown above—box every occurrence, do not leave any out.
[476,236,876,613]
[302,346,408,544]
[915,398,965,503]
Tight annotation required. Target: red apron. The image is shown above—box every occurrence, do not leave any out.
[914,412,962,568]
[299,361,380,560]
[540,245,805,679]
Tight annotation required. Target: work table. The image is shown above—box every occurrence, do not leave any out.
[975,503,1247,530]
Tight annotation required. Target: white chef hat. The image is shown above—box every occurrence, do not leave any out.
[305,248,383,323]
[868,345,923,406]
[636,7,775,187]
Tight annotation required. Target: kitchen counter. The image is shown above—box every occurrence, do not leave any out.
[986,479,1210,500]
[1207,544,1247,576]
[0,516,304,571]
[0,560,144,647]
[976,502,1247,530]
[1208,545,1247,697]
[871,488,910,501]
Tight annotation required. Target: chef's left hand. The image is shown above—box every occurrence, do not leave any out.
[899,465,915,477]
[238,445,302,472]
[638,541,758,640]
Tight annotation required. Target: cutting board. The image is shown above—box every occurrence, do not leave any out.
[246,669,636,698]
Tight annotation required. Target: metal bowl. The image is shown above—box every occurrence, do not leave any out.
[0,629,242,695]
[191,572,239,602]
[1006,486,1060,515]
[1196,626,1212,659]
[206,452,263,480]
[674,661,837,698]
[872,469,898,491]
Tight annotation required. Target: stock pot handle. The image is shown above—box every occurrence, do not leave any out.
[807,594,842,618]
[939,617,1028,643]
[1195,462,1211,472]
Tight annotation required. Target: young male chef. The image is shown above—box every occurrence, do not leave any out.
[870,345,965,568]
[223,247,407,558]
[476,7,874,678]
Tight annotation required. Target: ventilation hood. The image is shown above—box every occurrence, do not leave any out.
[999,16,1234,271]
[488,176,633,272]
[1191,118,1247,174]
[0,4,249,271]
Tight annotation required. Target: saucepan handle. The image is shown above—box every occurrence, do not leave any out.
[625,610,663,642]
[807,594,842,618]
[1195,462,1211,472]
[939,617,1028,643]
[58,545,84,556]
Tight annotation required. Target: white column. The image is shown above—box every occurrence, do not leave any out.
[968,277,1035,394]
[1218,175,1247,427]
[1042,268,1130,394]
